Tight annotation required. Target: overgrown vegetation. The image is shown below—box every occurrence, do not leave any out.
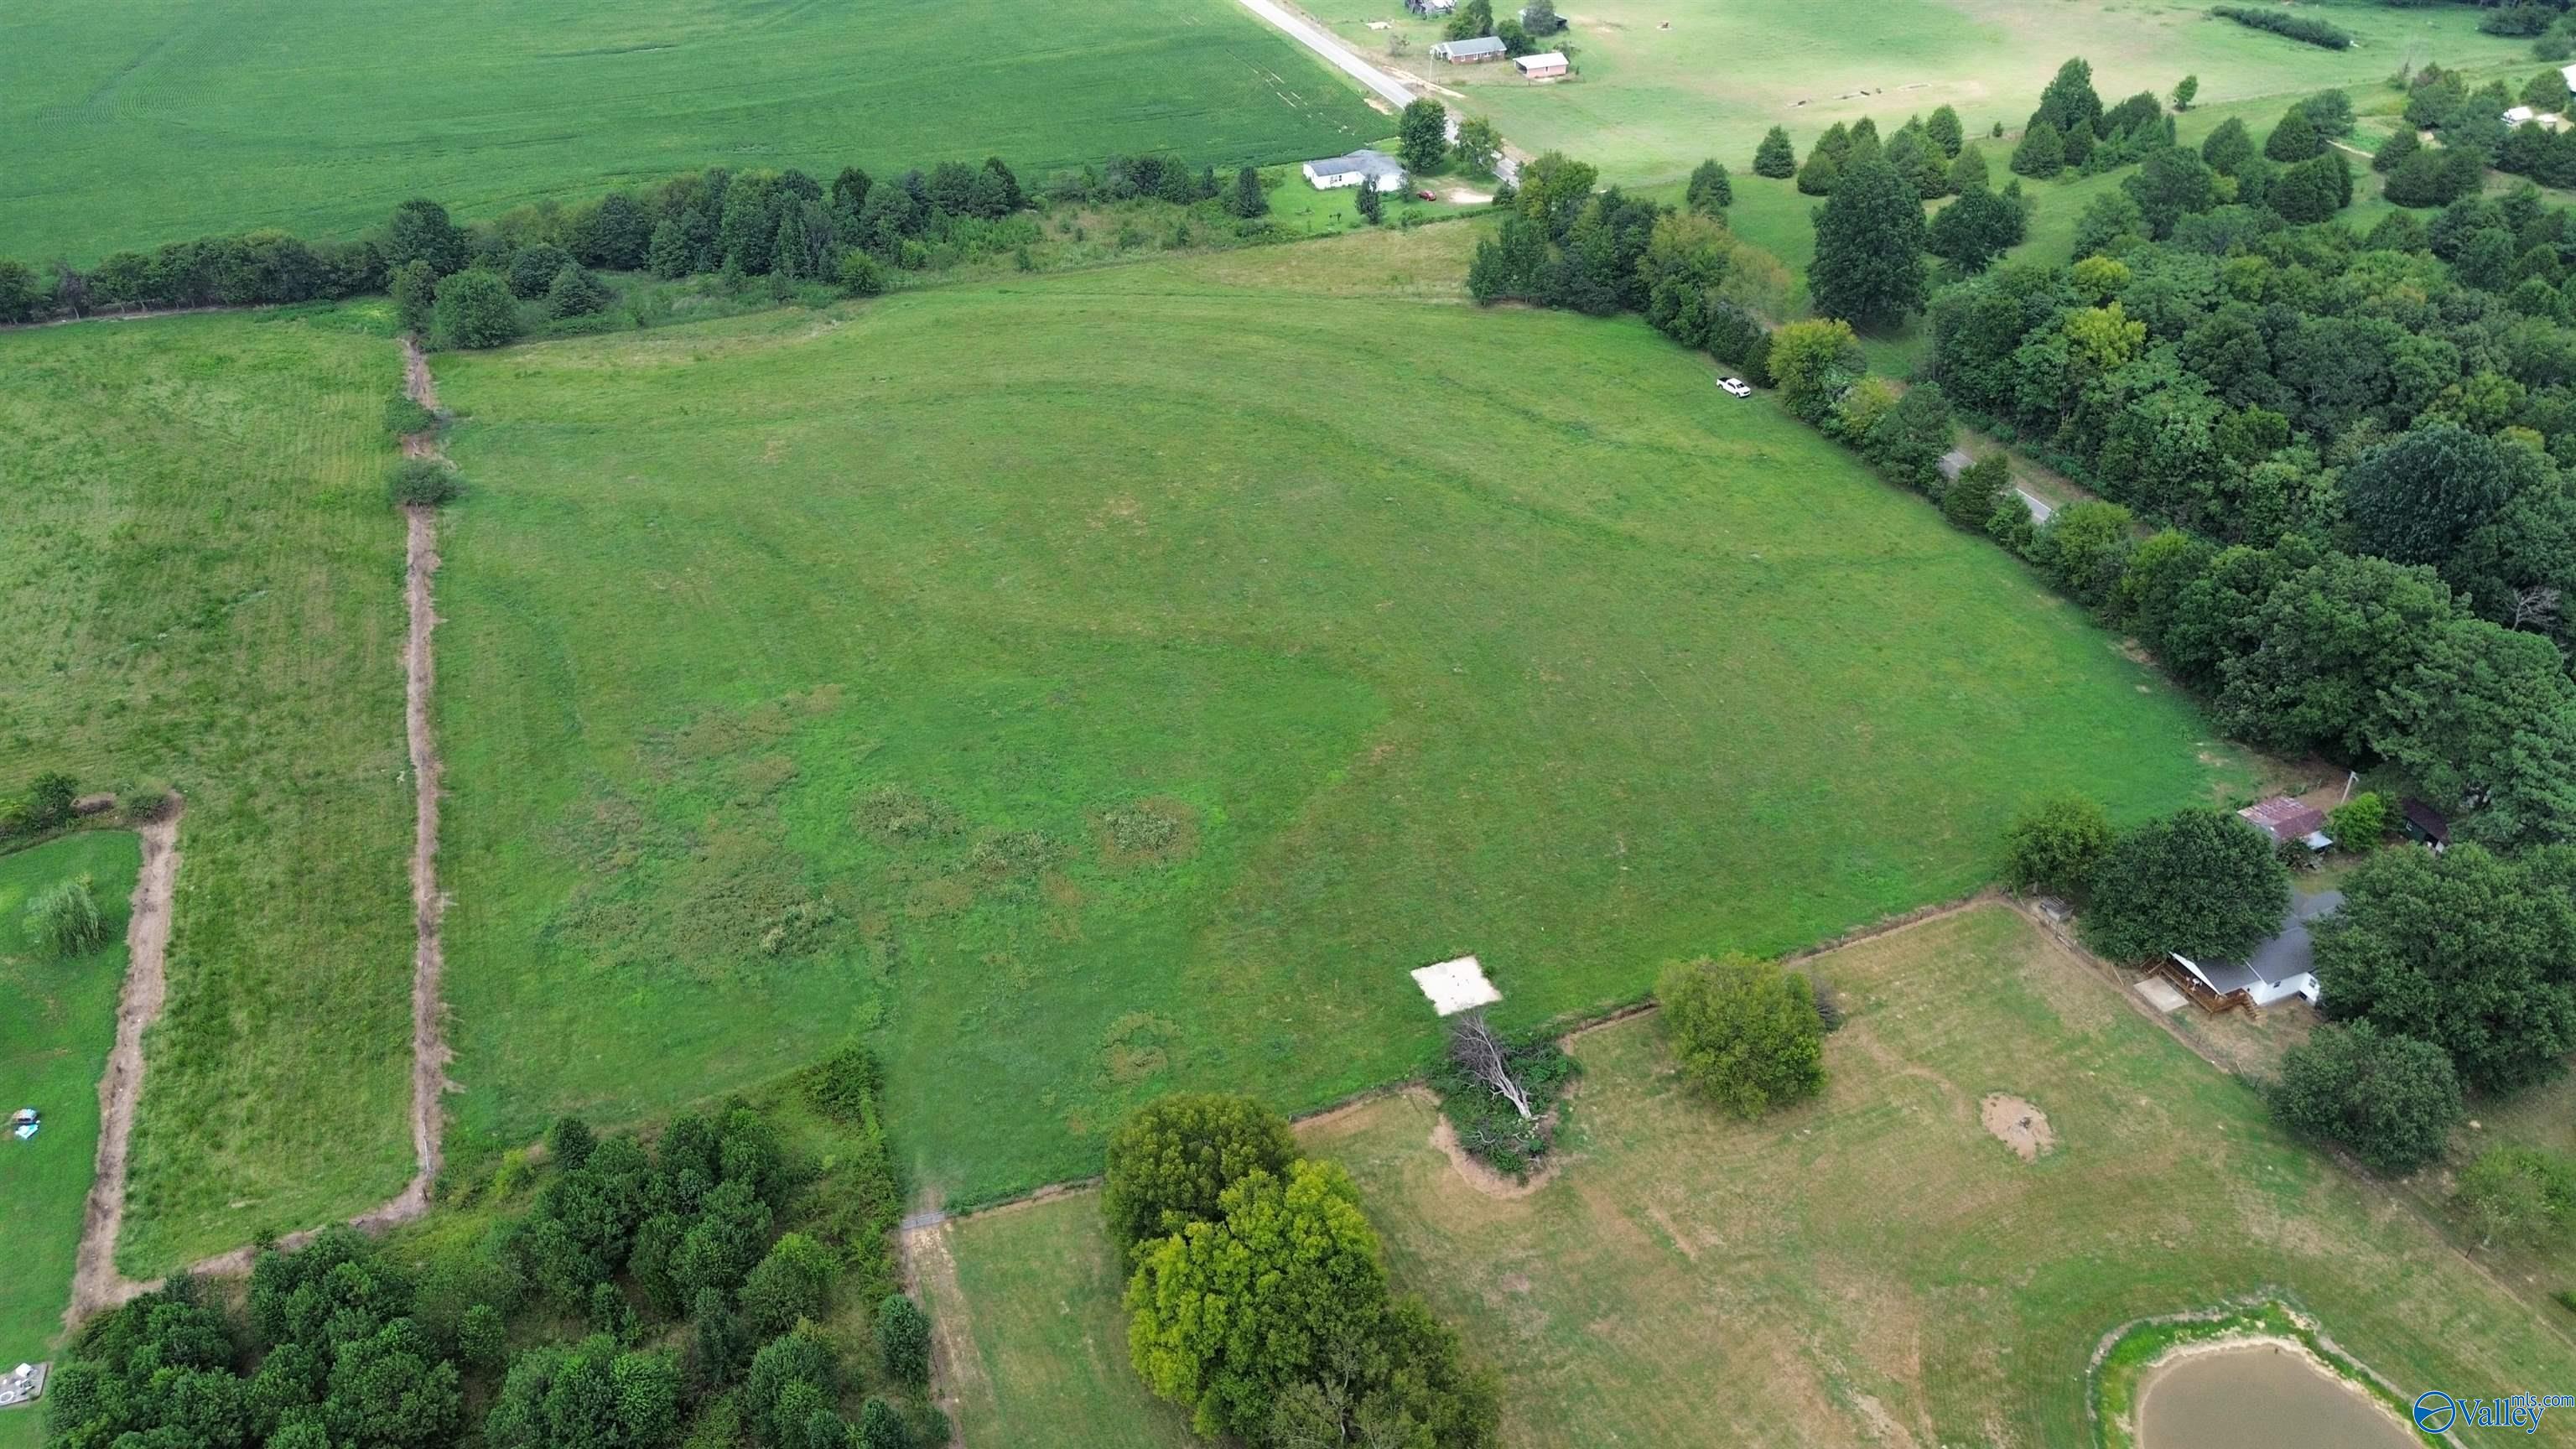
[1428,1015,1576,1177]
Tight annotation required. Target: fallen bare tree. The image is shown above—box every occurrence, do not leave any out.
[1449,1013,1532,1119]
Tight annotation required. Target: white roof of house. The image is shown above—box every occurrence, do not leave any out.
[1517,50,1569,67]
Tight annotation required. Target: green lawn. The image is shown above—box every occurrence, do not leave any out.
[0,833,138,1449]
[0,0,1384,266]
[427,222,2247,1208]
[938,905,2576,1445]
[0,311,416,1273]
[1301,0,2530,185]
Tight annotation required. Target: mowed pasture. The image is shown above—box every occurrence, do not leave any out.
[428,224,2246,1207]
[0,313,416,1273]
[0,833,138,1449]
[935,905,2576,1445]
[0,0,1384,266]
[1303,0,2531,184]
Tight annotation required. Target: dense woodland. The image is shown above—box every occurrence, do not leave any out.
[43,1051,929,1449]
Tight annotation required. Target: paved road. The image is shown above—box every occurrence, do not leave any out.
[1236,0,1416,111]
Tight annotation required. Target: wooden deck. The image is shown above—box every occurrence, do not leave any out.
[2146,959,2253,1015]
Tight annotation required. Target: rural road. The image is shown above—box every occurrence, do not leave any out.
[1235,0,1416,111]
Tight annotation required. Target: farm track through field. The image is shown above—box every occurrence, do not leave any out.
[61,339,455,1322]
[67,801,182,1325]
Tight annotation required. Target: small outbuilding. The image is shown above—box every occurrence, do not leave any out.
[1430,35,1509,63]
[1301,148,1410,192]
[2239,796,2329,851]
[2168,891,2340,1009]
[1514,50,1569,78]
[2402,797,2451,852]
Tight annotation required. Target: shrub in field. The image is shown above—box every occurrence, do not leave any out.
[1657,953,1826,1118]
[388,458,462,507]
[876,1292,930,1388]
[1101,1093,1296,1257]
[430,267,522,350]
[2211,6,2350,50]
[386,393,436,437]
[2270,1021,2461,1174]
[2000,793,2113,897]
[29,875,109,957]
[2082,807,2287,963]
[2455,1145,2576,1250]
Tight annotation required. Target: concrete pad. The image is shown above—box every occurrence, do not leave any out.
[2135,977,2188,1014]
[1411,956,1500,1015]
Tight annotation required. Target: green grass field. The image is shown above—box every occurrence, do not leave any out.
[425,223,2247,1208]
[0,833,138,1449]
[1300,0,2530,185]
[0,311,416,1273]
[937,904,2576,1445]
[0,0,1385,266]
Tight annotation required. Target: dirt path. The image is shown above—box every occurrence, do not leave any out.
[60,340,456,1322]
[66,801,183,1325]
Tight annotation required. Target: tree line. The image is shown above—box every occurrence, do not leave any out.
[44,1046,935,1449]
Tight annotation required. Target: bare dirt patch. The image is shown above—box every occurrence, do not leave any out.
[1980,1093,2054,1162]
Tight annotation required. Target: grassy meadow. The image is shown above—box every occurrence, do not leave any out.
[0,833,138,1449]
[427,223,2247,1208]
[1306,0,2531,185]
[0,311,416,1273]
[937,904,2576,1445]
[0,0,1384,266]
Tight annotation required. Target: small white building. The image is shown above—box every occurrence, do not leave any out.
[1301,148,1410,193]
[1514,50,1569,79]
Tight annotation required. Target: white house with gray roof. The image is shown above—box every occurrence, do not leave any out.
[1302,148,1409,192]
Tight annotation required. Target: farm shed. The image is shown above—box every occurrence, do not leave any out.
[2238,796,2329,850]
[1514,51,1569,78]
[1406,0,1457,13]
[2166,891,2340,1010]
[1430,35,1508,62]
[2401,797,2450,851]
[1301,148,1409,192]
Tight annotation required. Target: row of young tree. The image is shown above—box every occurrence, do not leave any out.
[2001,794,2576,1180]
[45,1047,931,1449]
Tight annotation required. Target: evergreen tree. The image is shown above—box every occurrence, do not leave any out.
[1753,125,1797,178]
[2035,56,2104,136]
[1229,166,1268,219]
[2011,119,2065,179]
[2373,125,2421,173]
[1807,154,1928,330]
[2263,105,2324,163]
[1685,158,1732,215]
